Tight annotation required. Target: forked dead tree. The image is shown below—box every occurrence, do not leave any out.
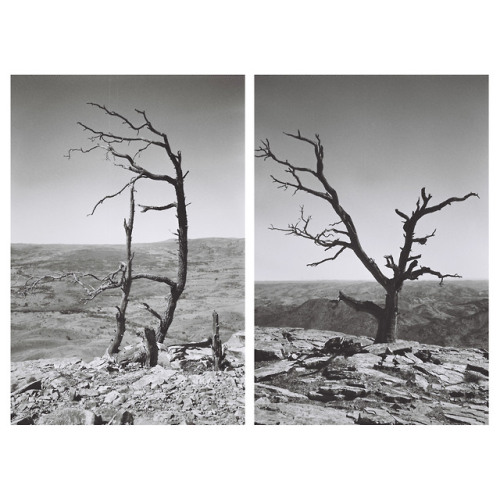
[67,103,189,344]
[256,131,478,343]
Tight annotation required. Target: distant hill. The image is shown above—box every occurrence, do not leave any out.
[255,280,488,349]
[11,238,244,361]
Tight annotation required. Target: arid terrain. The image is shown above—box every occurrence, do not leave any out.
[255,280,488,349]
[12,238,244,361]
[11,238,245,425]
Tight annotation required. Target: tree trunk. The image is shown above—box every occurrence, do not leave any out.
[108,188,135,355]
[156,292,179,343]
[212,310,224,371]
[109,307,126,355]
[156,180,188,344]
[374,291,399,343]
[143,327,158,367]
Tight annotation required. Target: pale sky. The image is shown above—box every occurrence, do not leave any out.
[12,75,244,244]
[255,76,488,281]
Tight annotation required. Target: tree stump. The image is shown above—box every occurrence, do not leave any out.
[144,327,158,367]
[212,310,224,371]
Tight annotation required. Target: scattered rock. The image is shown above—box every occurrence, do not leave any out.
[255,327,488,425]
[11,332,245,425]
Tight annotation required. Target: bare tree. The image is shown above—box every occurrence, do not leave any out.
[108,186,135,354]
[21,186,137,355]
[256,131,478,343]
[68,103,189,344]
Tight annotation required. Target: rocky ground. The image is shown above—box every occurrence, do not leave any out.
[11,332,245,425]
[255,327,488,425]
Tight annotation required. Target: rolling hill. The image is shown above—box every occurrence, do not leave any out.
[11,238,244,361]
[255,280,488,349]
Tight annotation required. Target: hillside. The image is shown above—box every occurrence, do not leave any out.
[255,280,488,349]
[11,238,244,361]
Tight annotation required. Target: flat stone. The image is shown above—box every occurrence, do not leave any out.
[356,367,406,385]
[444,413,485,425]
[104,390,121,404]
[302,356,331,369]
[318,384,368,400]
[466,364,489,377]
[406,373,429,391]
[254,360,296,382]
[132,368,177,389]
[379,388,413,404]
[255,402,355,425]
[323,368,360,381]
[405,352,423,364]
[415,363,465,385]
[38,408,96,425]
[11,379,42,396]
[357,408,395,425]
[255,383,308,401]
[346,353,381,369]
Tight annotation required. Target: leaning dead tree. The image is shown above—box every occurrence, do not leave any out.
[67,103,189,344]
[256,131,478,343]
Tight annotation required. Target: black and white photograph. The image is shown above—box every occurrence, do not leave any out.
[11,75,245,425]
[255,75,488,425]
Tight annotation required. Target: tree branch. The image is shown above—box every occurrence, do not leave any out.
[132,273,177,289]
[407,266,462,285]
[338,291,384,319]
[141,302,163,321]
[88,175,144,216]
[138,202,177,213]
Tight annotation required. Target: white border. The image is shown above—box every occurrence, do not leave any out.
[3,1,497,498]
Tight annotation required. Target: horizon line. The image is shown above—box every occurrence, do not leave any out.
[255,278,489,283]
[11,236,245,245]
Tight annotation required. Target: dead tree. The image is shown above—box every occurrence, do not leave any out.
[108,187,135,354]
[256,131,478,343]
[21,186,137,355]
[67,103,189,344]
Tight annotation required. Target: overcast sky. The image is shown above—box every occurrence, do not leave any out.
[12,75,244,244]
[255,75,488,281]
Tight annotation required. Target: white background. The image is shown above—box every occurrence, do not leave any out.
[2,1,497,499]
